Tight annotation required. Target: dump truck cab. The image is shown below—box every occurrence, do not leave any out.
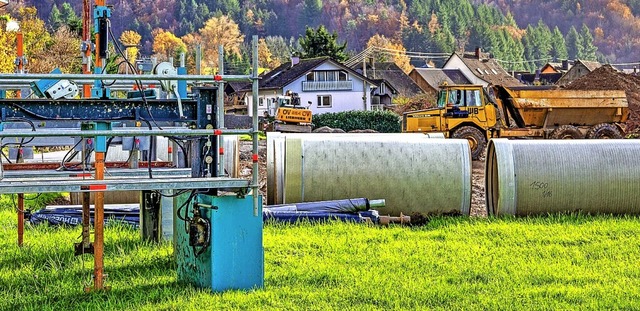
[403,84,498,159]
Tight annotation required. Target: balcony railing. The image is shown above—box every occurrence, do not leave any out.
[302,80,353,91]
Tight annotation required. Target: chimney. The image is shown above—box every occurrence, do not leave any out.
[475,47,482,60]
[562,60,569,71]
[290,56,300,67]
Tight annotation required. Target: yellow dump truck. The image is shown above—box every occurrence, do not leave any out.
[402,84,629,159]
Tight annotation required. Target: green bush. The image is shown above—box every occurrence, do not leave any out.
[313,110,401,133]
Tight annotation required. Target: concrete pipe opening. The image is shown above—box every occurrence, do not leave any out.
[486,139,640,216]
[267,133,472,216]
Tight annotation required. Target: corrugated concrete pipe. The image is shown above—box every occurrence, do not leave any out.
[267,133,471,216]
[486,139,640,216]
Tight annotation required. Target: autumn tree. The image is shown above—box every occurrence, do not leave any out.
[33,25,82,74]
[258,37,280,70]
[181,32,203,74]
[120,30,142,67]
[152,29,187,61]
[299,25,348,61]
[197,14,244,73]
[11,7,52,74]
[366,34,412,73]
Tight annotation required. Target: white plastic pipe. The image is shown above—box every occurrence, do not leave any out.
[486,139,640,216]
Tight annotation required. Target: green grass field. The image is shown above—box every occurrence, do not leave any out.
[1,197,640,310]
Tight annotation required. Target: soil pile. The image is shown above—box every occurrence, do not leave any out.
[565,65,640,132]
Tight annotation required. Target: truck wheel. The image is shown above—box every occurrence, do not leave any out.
[550,125,583,139]
[452,126,486,160]
[585,123,623,139]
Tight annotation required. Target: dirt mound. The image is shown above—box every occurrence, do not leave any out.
[565,65,640,132]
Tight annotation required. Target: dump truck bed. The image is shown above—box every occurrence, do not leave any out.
[502,88,628,127]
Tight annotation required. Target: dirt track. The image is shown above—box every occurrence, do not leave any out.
[471,160,486,216]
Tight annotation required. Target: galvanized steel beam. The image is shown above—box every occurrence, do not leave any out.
[0,177,250,194]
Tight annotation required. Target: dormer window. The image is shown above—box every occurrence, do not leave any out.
[306,70,349,82]
[338,71,347,81]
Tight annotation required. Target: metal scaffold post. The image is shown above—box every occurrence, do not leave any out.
[251,35,259,217]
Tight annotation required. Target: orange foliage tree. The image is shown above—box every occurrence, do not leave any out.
[366,34,412,73]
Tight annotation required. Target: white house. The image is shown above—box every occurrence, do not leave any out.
[243,57,377,117]
[443,48,522,87]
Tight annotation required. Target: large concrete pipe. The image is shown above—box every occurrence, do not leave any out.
[486,139,640,216]
[267,133,471,216]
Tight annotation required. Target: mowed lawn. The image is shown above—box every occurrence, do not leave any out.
[1,200,640,310]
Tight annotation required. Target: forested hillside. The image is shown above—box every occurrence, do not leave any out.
[5,0,640,73]
[472,0,640,66]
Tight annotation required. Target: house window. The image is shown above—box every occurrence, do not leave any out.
[308,70,349,82]
[259,97,264,106]
[380,83,386,94]
[317,95,331,108]
[316,71,326,81]
[338,71,347,81]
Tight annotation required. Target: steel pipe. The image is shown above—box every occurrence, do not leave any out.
[267,133,472,216]
[486,139,640,216]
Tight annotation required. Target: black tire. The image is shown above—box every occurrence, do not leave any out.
[452,126,487,160]
[549,125,583,139]
[585,123,623,139]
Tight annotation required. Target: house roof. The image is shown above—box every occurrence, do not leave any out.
[244,56,376,91]
[354,62,424,97]
[541,62,566,73]
[411,68,471,88]
[372,78,399,94]
[225,81,250,94]
[574,59,602,72]
[449,52,522,87]
[543,62,563,72]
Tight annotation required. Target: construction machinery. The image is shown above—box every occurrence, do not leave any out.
[403,84,629,159]
[268,91,313,133]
